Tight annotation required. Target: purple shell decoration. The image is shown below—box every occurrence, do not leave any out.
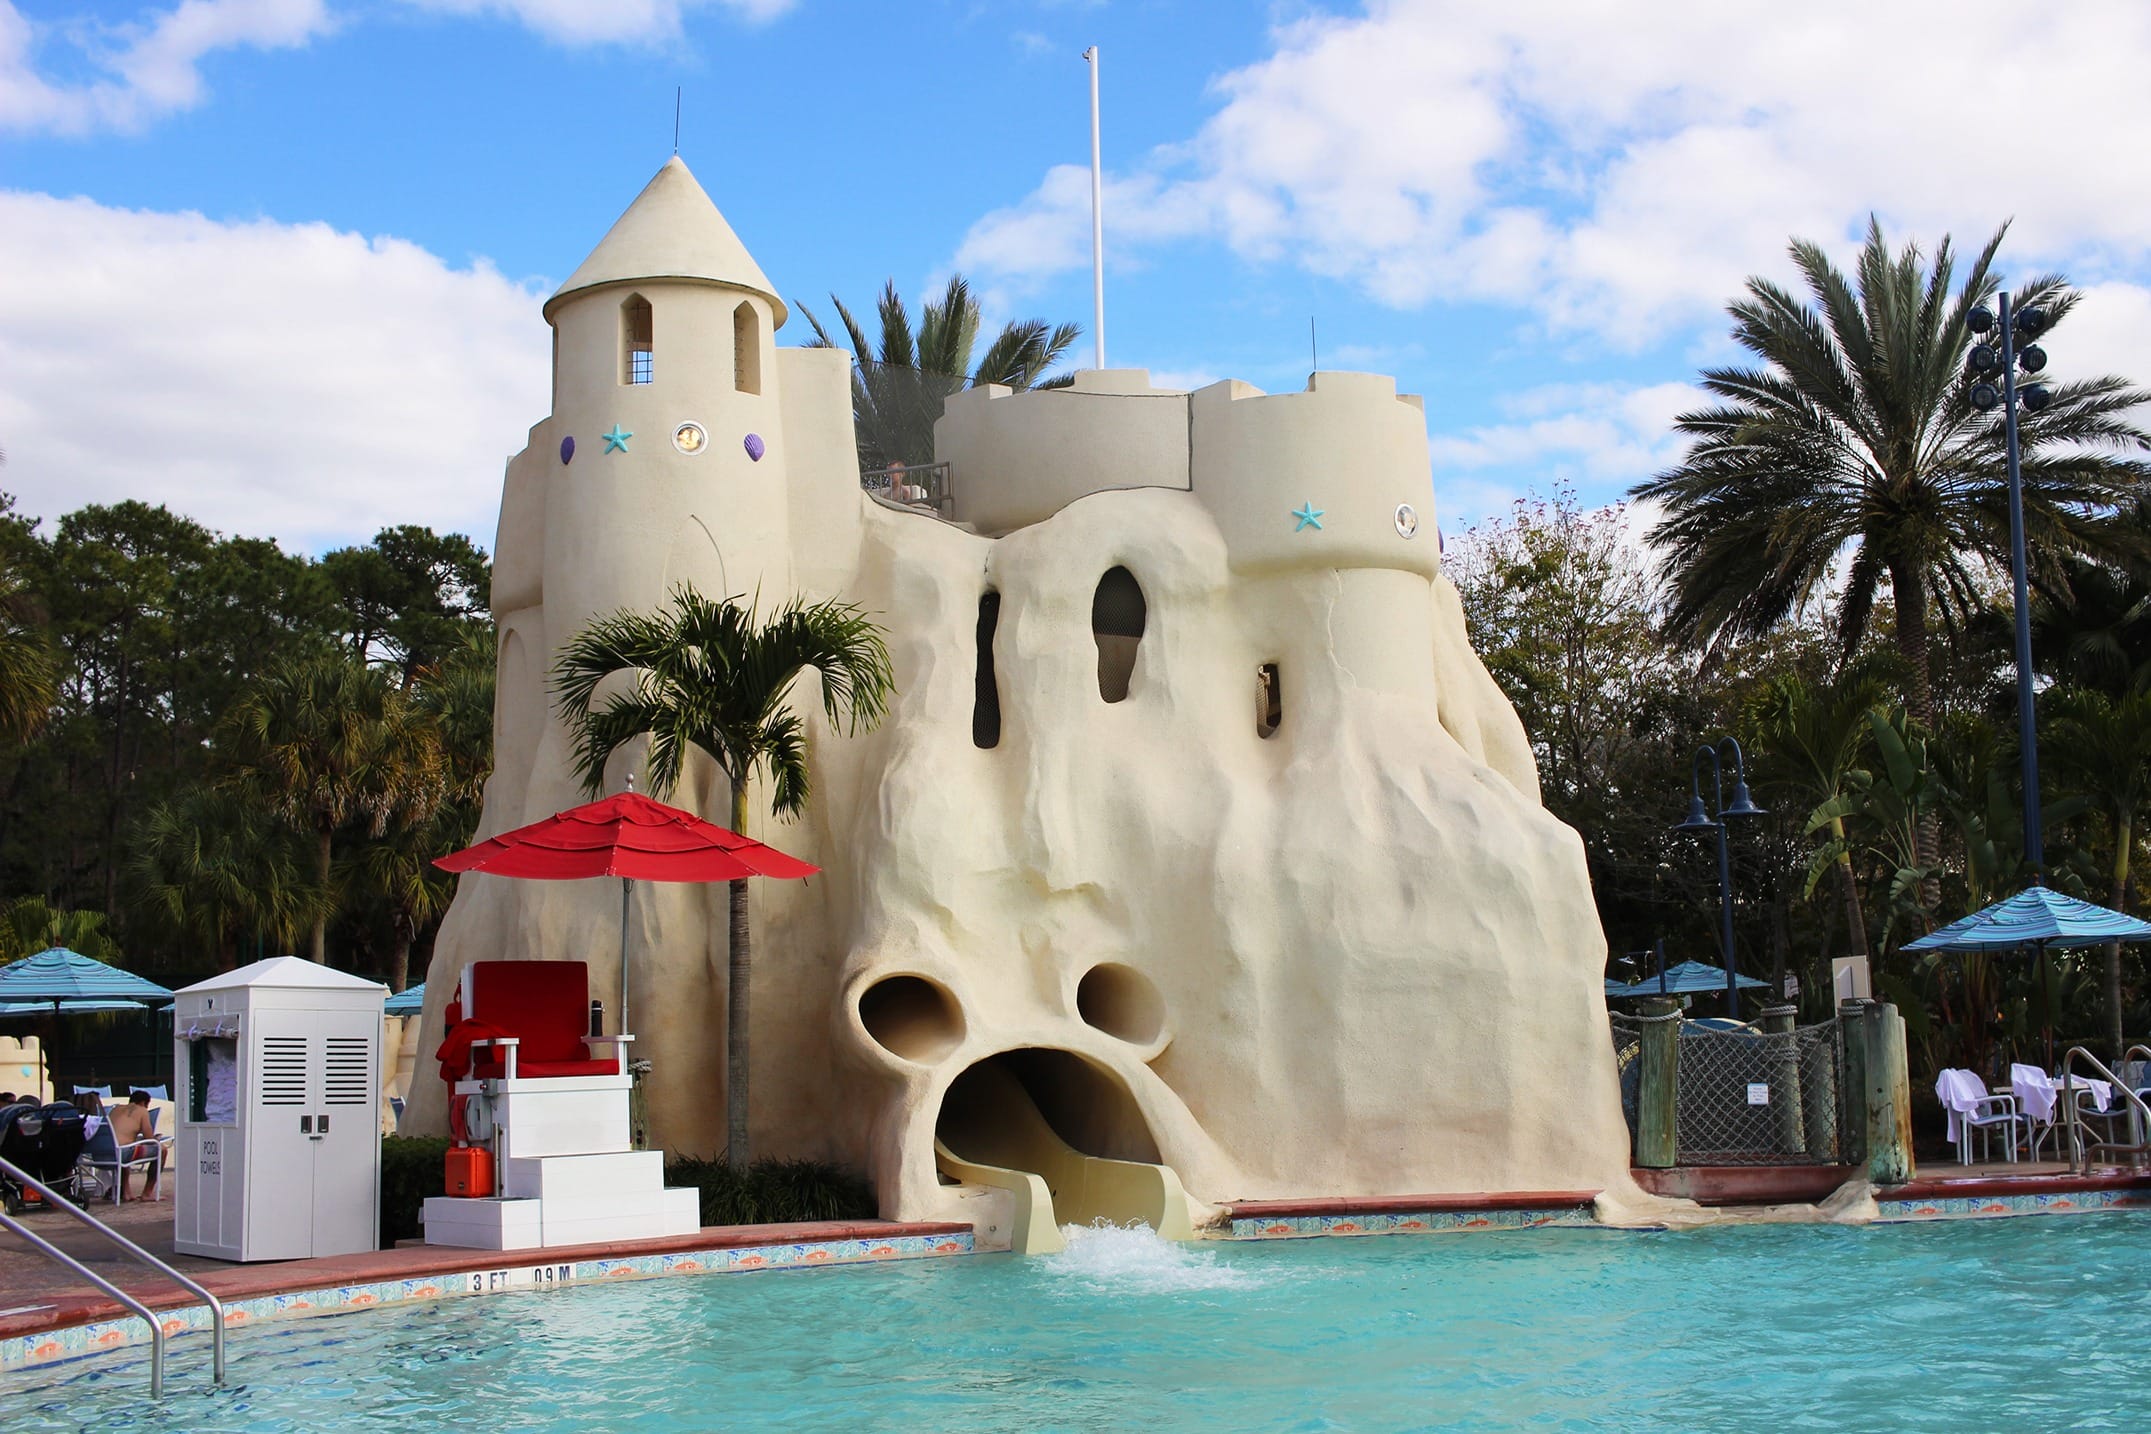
[743,432,765,462]
[559,435,575,465]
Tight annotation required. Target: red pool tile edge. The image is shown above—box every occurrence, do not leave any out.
[1225,1190,1601,1219]
[1881,1169,2151,1202]
[0,1219,969,1344]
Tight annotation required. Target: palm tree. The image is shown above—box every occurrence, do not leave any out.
[0,556,56,743]
[2045,686,2151,1057]
[1749,655,1897,964]
[1639,220,2151,710]
[351,813,456,994]
[335,643,493,993]
[1637,218,2151,885]
[128,784,320,970]
[798,274,1080,469]
[218,653,447,965]
[553,586,893,1169]
[0,896,123,963]
[2029,519,2151,697]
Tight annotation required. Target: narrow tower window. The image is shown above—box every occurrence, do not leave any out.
[1091,566,1146,704]
[733,301,762,395]
[622,294,654,385]
[974,592,1002,749]
[1257,663,1282,739]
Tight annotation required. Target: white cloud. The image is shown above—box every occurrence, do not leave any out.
[0,191,549,552]
[2048,282,2151,396]
[395,0,793,46]
[1430,381,1702,481]
[958,1,2151,341]
[0,0,332,135]
[1422,380,1705,529]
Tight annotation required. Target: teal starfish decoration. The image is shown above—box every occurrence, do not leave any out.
[602,425,633,453]
[1292,501,1325,531]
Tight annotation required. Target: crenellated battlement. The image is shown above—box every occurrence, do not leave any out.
[935,368,1438,578]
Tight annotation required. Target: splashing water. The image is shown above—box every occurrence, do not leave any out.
[1043,1220,1263,1294]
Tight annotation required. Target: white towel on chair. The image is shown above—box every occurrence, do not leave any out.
[2011,1064,2058,1124]
[1936,1069,1989,1143]
[2072,1078,2114,1114]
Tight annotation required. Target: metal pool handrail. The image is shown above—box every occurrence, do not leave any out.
[0,1152,226,1397]
[2059,1047,2151,1175]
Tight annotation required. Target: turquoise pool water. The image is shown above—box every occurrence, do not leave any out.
[12,1216,2151,1431]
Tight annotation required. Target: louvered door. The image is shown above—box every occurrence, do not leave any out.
[245,1024,319,1259]
[309,1011,381,1257]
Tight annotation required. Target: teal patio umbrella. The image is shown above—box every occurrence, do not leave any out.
[383,982,425,1017]
[1903,886,2151,1065]
[1902,886,2151,954]
[0,948,173,1099]
[1607,960,1769,1000]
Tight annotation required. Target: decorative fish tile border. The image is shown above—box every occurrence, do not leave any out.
[1217,1205,1602,1240]
[1,1230,972,1377]
[1874,1187,2151,1223]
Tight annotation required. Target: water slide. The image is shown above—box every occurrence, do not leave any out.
[934,1059,1194,1255]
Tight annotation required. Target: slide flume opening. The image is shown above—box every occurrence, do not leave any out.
[933,1049,1193,1254]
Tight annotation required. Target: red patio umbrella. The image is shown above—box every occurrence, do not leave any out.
[435,789,817,1034]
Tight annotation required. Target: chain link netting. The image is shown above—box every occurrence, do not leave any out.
[1609,1015,1644,1132]
[1677,1023,1842,1165]
[1608,1015,1844,1166]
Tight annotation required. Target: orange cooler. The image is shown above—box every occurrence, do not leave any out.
[445,1146,494,1198]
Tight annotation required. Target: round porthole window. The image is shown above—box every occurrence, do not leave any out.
[1395,503,1420,539]
[673,422,707,455]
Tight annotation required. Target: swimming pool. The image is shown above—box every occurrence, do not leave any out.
[13,1216,2151,1431]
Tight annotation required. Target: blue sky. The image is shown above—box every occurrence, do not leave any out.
[4,0,2149,553]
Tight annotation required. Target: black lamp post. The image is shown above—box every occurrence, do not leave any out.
[1967,295,2053,878]
[1673,737,1767,1017]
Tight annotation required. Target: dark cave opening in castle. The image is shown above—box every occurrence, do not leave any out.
[935,1048,1178,1230]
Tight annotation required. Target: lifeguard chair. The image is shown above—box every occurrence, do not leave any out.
[422,960,698,1250]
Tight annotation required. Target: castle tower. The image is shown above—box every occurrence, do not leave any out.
[484,154,802,839]
[532,156,794,649]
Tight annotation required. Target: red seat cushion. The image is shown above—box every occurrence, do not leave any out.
[512,1058,621,1080]
[453,961,619,1081]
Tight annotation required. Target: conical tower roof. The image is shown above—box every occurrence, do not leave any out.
[543,156,786,326]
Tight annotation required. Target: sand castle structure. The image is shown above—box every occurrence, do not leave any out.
[405,158,1636,1246]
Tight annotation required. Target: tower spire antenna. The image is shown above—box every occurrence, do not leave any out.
[673,87,682,156]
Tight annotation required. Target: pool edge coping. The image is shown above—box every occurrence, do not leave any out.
[1,1219,974,1378]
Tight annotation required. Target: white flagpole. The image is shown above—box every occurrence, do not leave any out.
[1084,46,1106,370]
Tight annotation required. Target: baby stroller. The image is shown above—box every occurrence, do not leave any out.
[0,1101,88,1213]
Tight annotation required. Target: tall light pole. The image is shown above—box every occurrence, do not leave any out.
[1967,296,2054,879]
[1083,46,1106,370]
[1674,737,1767,1017]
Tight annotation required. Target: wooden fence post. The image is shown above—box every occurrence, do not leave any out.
[1759,1004,1806,1157]
[1838,1001,1869,1169]
[1862,1002,1916,1185]
[1634,999,1681,1169]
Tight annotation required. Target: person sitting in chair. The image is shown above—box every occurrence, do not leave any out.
[105,1091,162,1200]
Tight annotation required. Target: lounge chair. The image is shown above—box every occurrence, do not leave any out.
[76,1120,161,1205]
